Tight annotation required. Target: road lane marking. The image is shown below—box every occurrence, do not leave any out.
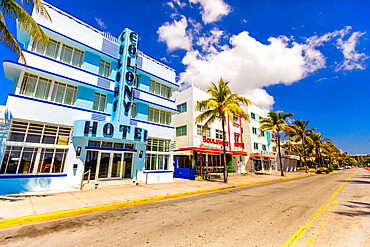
[0,173,314,229]
[282,173,353,247]
[303,198,339,247]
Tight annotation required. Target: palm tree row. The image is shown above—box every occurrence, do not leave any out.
[195,77,354,181]
[260,112,354,175]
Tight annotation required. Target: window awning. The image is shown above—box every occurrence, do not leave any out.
[177,147,248,156]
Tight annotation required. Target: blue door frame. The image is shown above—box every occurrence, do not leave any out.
[173,157,195,180]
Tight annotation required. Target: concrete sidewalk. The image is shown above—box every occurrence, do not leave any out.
[0,171,314,222]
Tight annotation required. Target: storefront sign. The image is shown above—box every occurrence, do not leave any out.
[202,136,228,146]
[234,142,243,148]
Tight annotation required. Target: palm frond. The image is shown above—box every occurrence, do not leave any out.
[0,11,26,63]
[0,0,50,63]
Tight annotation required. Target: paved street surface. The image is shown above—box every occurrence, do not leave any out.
[0,169,369,246]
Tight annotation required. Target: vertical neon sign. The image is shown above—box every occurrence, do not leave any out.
[111,28,138,125]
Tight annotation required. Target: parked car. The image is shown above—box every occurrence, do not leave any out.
[317,165,329,174]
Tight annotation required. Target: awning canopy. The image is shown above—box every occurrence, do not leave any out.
[177,147,248,156]
[173,150,193,156]
[249,152,276,159]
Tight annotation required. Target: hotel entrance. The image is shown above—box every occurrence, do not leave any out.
[84,151,134,180]
[83,141,135,180]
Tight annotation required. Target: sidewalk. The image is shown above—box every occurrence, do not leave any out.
[0,171,314,223]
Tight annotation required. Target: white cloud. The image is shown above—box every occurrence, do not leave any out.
[188,18,203,34]
[180,32,310,108]
[196,28,223,53]
[173,0,186,8]
[189,0,231,24]
[336,31,368,71]
[160,57,169,63]
[95,17,106,29]
[167,2,175,9]
[157,15,192,51]
[177,26,367,109]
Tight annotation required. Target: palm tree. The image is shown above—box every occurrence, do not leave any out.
[260,111,294,176]
[322,141,338,167]
[195,77,251,183]
[290,120,316,173]
[308,132,331,168]
[0,0,51,64]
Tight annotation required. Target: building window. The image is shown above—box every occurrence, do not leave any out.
[0,146,67,174]
[148,107,171,125]
[177,102,187,113]
[216,129,223,139]
[8,120,72,145]
[60,44,84,68]
[260,130,265,137]
[233,116,239,124]
[251,112,256,120]
[254,143,259,150]
[87,140,134,149]
[20,73,77,106]
[93,92,107,112]
[176,125,187,137]
[30,39,84,68]
[131,102,137,118]
[145,153,170,170]
[51,82,78,106]
[134,74,139,88]
[197,125,211,137]
[262,144,266,151]
[145,138,171,171]
[235,134,241,143]
[149,80,171,99]
[20,73,52,100]
[252,127,257,135]
[273,147,277,152]
[31,38,60,60]
[146,138,170,152]
[98,59,111,78]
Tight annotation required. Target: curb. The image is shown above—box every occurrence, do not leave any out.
[0,173,314,229]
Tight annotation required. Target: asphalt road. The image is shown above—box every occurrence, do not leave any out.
[0,168,369,247]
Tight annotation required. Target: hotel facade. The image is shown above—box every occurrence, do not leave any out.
[172,86,277,178]
[173,86,248,179]
[0,2,178,194]
[241,103,277,173]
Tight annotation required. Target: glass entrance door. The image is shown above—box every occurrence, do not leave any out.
[111,153,122,178]
[85,151,134,180]
[123,153,133,178]
[85,150,98,180]
[98,152,110,179]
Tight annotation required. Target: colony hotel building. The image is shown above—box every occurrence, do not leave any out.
[0,2,178,194]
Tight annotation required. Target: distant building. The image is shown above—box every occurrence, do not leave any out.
[241,103,277,173]
[172,86,277,179]
[352,154,369,162]
[172,86,248,179]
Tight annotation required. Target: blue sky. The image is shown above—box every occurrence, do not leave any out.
[0,0,369,154]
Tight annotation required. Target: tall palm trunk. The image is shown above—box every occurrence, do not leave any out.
[302,140,308,173]
[277,134,284,176]
[222,118,228,183]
